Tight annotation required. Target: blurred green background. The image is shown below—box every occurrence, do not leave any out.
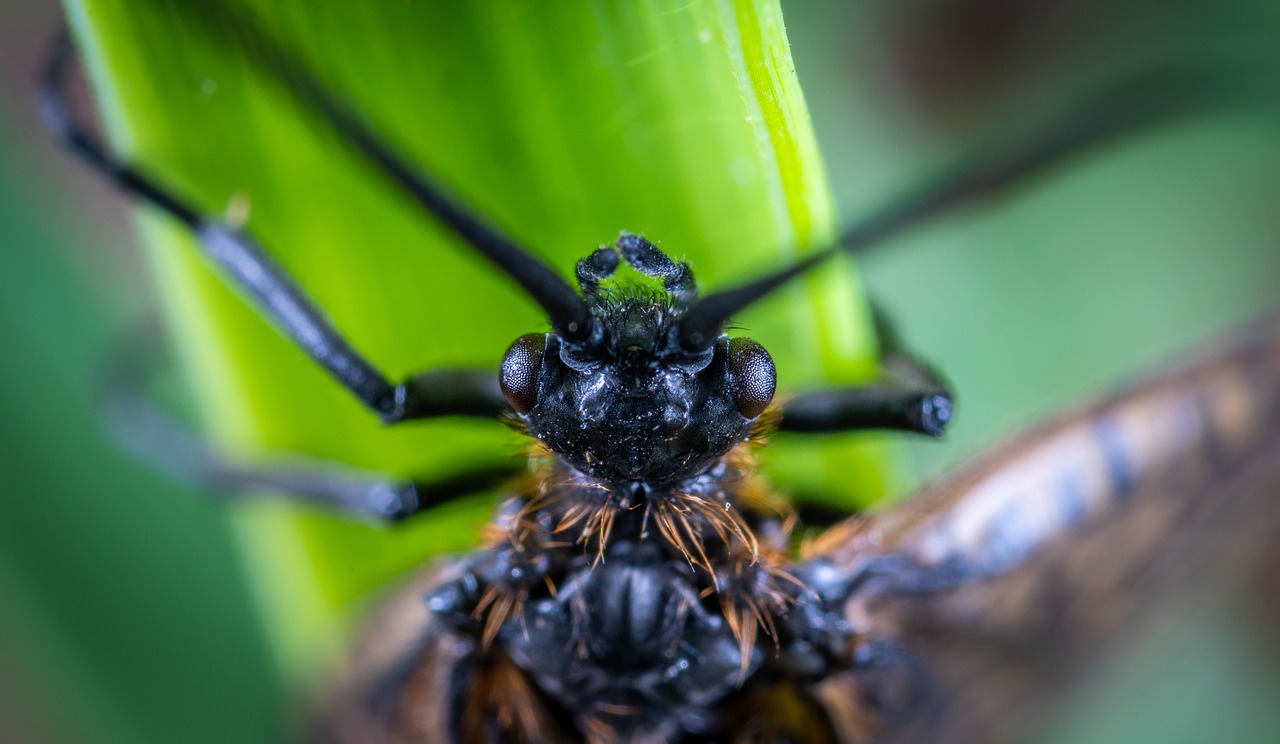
[2,0,1279,742]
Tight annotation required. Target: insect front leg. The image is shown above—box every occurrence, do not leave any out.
[779,303,953,437]
[40,34,508,427]
[102,332,518,521]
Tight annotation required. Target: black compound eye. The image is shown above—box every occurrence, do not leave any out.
[500,333,547,414]
[726,337,776,418]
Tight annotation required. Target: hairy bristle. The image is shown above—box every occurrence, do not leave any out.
[653,502,699,570]
[589,505,619,563]
[800,515,869,561]
[717,558,798,676]
[724,604,757,679]
[487,652,549,738]
[681,493,759,560]
[724,443,792,515]
[582,716,619,744]
[472,586,524,649]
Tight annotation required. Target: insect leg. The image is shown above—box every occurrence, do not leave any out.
[778,304,952,437]
[102,331,518,522]
[778,369,951,437]
[111,396,514,521]
[39,34,507,425]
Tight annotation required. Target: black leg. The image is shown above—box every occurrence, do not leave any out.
[39,34,508,425]
[778,382,951,438]
[778,304,953,437]
[101,328,519,522]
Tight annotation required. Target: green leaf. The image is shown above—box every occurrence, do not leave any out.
[67,0,887,679]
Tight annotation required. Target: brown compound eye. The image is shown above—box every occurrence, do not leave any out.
[500,333,547,414]
[727,337,776,418]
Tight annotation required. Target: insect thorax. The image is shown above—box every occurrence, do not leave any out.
[426,447,852,740]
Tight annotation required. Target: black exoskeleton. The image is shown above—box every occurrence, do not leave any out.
[403,236,918,740]
[41,21,955,743]
[503,234,776,485]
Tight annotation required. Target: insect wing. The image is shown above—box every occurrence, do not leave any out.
[877,434,1280,744]
[806,316,1280,743]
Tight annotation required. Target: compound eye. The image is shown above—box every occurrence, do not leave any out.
[727,338,776,418]
[500,333,547,414]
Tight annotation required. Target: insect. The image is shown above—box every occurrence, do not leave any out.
[35,1,1280,742]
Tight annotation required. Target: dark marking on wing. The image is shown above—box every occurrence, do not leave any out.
[1091,416,1135,502]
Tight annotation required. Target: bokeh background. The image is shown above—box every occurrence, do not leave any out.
[2,0,1279,742]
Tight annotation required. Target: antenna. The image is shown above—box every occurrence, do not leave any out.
[678,58,1273,351]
